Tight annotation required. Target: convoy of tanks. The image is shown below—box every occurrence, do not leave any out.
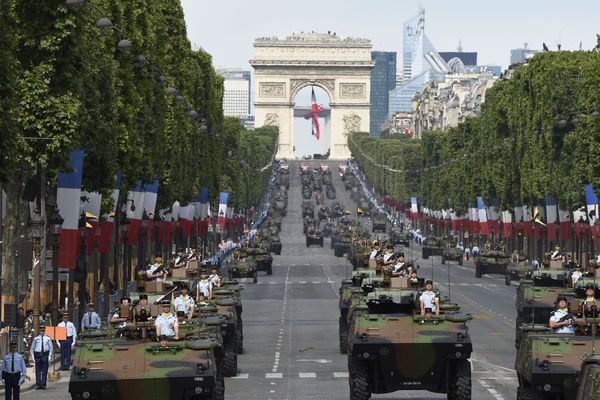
[67,160,600,399]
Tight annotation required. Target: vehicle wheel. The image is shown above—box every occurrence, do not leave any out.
[515,316,524,349]
[267,264,273,275]
[475,265,482,278]
[320,239,324,247]
[339,316,348,354]
[458,256,463,266]
[222,339,238,377]
[441,255,446,265]
[211,366,225,400]
[253,271,258,284]
[235,327,244,354]
[505,274,511,286]
[306,240,310,248]
[227,270,233,280]
[348,356,371,400]
[334,247,341,257]
[276,248,282,256]
[447,359,470,400]
[422,250,429,260]
[516,387,545,400]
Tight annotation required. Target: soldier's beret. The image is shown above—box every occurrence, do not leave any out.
[88,302,95,307]
[138,294,148,300]
[161,300,171,306]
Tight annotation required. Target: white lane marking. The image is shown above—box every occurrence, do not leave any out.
[231,373,249,379]
[266,373,283,379]
[333,372,349,378]
[269,281,277,284]
[298,372,317,378]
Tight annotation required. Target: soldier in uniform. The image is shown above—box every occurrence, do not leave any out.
[582,284,598,314]
[146,253,167,282]
[369,242,380,260]
[549,295,575,334]
[174,248,187,269]
[1,342,27,399]
[571,266,583,288]
[196,273,213,301]
[174,285,195,320]
[208,268,221,288]
[155,301,179,340]
[420,280,440,317]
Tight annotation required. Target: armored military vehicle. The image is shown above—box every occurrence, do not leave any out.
[441,246,464,265]
[325,184,336,199]
[344,174,356,191]
[577,355,600,400]
[227,250,258,283]
[302,184,312,199]
[371,212,387,233]
[305,223,324,247]
[357,197,371,216]
[347,288,473,400]
[313,175,323,192]
[196,301,239,377]
[474,248,510,278]
[323,220,334,237]
[389,227,410,247]
[516,327,596,400]
[267,234,282,255]
[505,258,535,286]
[334,234,353,257]
[213,283,244,354]
[302,201,315,219]
[245,246,273,275]
[70,316,225,400]
[421,237,445,259]
[317,206,330,221]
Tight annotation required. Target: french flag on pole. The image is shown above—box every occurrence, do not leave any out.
[179,205,195,238]
[217,192,229,231]
[410,197,418,220]
[304,87,323,140]
[584,184,599,242]
[143,179,159,220]
[126,181,145,246]
[545,195,558,242]
[559,206,571,241]
[477,196,489,235]
[501,210,512,238]
[98,173,121,253]
[57,149,85,269]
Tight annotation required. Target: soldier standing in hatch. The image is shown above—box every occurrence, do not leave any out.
[549,295,575,334]
[420,280,440,317]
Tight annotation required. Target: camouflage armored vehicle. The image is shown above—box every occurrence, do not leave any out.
[272,195,287,216]
[302,184,312,199]
[474,248,510,278]
[302,201,315,218]
[441,246,464,265]
[70,316,225,400]
[371,212,387,233]
[305,223,324,247]
[389,227,410,247]
[213,283,244,354]
[505,258,535,286]
[325,184,336,199]
[317,206,330,221]
[312,175,323,192]
[515,327,596,400]
[268,211,283,231]
[344,174,356,191]
[577,355,600,400]
[421,236,445,259]
[303,216,315,235]
[196,300,239,377]
[514,282,575,347]
[227,250,258,283]
[323,220,334,237]
[347,288,473,400]
[267,234,282,255]
[334,234,353,257]
[245,246,273,275]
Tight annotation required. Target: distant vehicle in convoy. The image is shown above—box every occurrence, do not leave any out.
[441,245,464,265]
[227,250,258,283]
[389,227,410,246]
[305,224,324,247]
[371,212,387,233]
[474,246,510,278]
[421,236,445,259]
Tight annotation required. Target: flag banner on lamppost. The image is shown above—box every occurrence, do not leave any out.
[476,197,489,236]
[171,201,181,241]
[160,209,172,245]
[179,205,195,238]
[80,191,101,255]
[468,204,478,234]
[488,198,499,235]
[410,197,418,220]
[522,205,533,237]
[98,173,121,253]
[198,187,209,239]
[217,192,229,231]
[558,207,571,241]
[126,181,145,246]
[545,195,558,242]
[514,206,524,234]
[142,179,159,243]
[501,210,513,239]
[57,149,85,269]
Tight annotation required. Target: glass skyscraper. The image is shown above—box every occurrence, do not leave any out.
[388,9,448,115]
[370,51,397,136]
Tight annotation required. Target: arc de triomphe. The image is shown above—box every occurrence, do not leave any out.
[250,33,374,159]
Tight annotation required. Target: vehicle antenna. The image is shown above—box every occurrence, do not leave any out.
[447,255,451,302]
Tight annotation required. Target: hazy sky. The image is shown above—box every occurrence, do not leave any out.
[180,0,599,156]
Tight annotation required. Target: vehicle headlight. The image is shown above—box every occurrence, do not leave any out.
[82,392,91,399]
[194,387,203,394]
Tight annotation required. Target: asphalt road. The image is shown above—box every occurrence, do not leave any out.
[20,160,519,400]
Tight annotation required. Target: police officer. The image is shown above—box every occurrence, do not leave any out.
[57,314,77,371]
[80,303,101,331]
[1,342,27,399]
[549,295,575,334]
[30,325,53,390]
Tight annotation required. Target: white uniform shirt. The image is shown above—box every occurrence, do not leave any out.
[197,280,212,297]
[550,309,575,333]
[383,252,394,264]
[369,249,379,260]
[174,295,195,314]
[571,271,583,285]
[30,335,54,358]
[155,313,178,336]
[147,263,165,282]
[208,274,221,287]
[420,291,438,312]
[57,321,77,342]
[392,262,406,274]
[472,246,480,255]
[81,311,102,330]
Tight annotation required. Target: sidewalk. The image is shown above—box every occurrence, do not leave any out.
[0,355,62,394]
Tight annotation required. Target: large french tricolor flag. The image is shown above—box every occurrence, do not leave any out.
[501,210,512,238]
[126,181,145,246]
[584,184,599,242]
[217,192,229,231]
[304,87,322,140]
[98,173,121,253]
[410,197,418,220]
[143,179,159,220]
[80,191,101,255]
[179,204,195,238]
[57,149,85,269]
[477,197,489,235]
[468,204,478,234]
[545,195,558,242]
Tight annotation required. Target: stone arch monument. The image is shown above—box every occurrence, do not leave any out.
[250,33,374,159]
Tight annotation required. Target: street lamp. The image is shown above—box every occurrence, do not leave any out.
[65,0,84,10]
[117,39,132,54]
[30,213,45,336]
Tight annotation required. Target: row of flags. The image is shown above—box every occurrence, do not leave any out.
[387,185,600,242]
[56,150,241,269]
